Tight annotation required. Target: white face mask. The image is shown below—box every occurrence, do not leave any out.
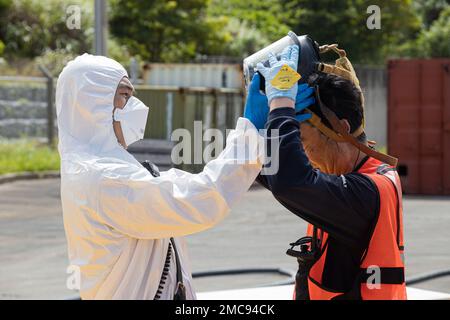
[113,96,149,147]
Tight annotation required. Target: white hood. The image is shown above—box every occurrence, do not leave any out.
[56,53,128,156]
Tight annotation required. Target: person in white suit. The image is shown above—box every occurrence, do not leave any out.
[56,53,265,300]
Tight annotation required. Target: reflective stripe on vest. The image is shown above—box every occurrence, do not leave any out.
[304,157,407,300]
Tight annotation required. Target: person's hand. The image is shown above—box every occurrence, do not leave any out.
[243,73,269,130]
[295,83,315,123]
[256,45,300,105]
[244,68,315,128]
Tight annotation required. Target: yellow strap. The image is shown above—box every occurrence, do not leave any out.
[335,57,360,88]
[316,100,398,167]
[307,111,346,142]
[306,110,364,142]
[318,63,356,85]
[319,44,346,58]
[318,43,361,89]
[313,43,370,140]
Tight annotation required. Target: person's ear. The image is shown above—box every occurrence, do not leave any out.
[339,119,351,134]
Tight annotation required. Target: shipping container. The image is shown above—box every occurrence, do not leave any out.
[388,59,450,195]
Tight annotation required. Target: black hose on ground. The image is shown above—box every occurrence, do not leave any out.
[406,269,450,286]
[192,267,296,287]
[193,267,450,287]
[193,267,295,279]
[65,267,450,299]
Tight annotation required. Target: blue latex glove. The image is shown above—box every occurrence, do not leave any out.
[243,73,269,130]
[256,45,300,105]
[295,83,315,123]
[244,74,315,128]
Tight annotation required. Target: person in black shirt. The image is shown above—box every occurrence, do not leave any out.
[243,45,381,297]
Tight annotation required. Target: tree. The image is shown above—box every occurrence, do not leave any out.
[395,1,450,58]
[218,18,272,58]
[408,5,450,57]
[419,5,450,57]
[0,0,93,59]
[109,0,230,62]
[413,0,449,28]
[0,0,12,56]
[208,0,289,40]
[281,0,420,65]
[207,0,290,58]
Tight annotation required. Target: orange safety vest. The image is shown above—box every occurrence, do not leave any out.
[298,157,406,300]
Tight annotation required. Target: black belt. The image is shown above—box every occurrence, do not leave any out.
[170,237,186,300]
[153,238,186,300]
[360,267,405,284]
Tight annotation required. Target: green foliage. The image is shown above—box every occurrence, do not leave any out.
[109,0,229,62]
[0,0,12,56]
[219,18,272,58]
[34,49,78,76]
[0,0,93,59]
[417,6,450,57]
[206,0,289,58]
[107,37,138,70]
[0,0,11,12]
[404,5,450,57]
[282,0,421,65]
[208,0,289,41]
[109,0,291,62]
[413,0,449,28]
[2,0,47,57]
[0,0,448,69]
[0,139,60,175]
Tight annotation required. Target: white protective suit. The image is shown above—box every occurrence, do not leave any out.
[56,54,264,300]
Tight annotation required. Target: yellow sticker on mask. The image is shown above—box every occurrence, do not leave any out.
[270,64,301,90]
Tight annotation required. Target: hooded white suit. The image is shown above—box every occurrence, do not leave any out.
[56,54,264,299]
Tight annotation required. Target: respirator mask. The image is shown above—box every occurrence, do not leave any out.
[113,96,149,147]
[243,31,398,167]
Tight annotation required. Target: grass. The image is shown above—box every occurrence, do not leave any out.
[0,139,60,175]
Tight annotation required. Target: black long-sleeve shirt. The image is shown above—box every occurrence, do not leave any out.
[257,107,380,292]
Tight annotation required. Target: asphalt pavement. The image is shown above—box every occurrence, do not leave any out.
[0,178,449,299]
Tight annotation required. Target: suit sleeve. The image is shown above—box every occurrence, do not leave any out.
[95,118,265,239]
